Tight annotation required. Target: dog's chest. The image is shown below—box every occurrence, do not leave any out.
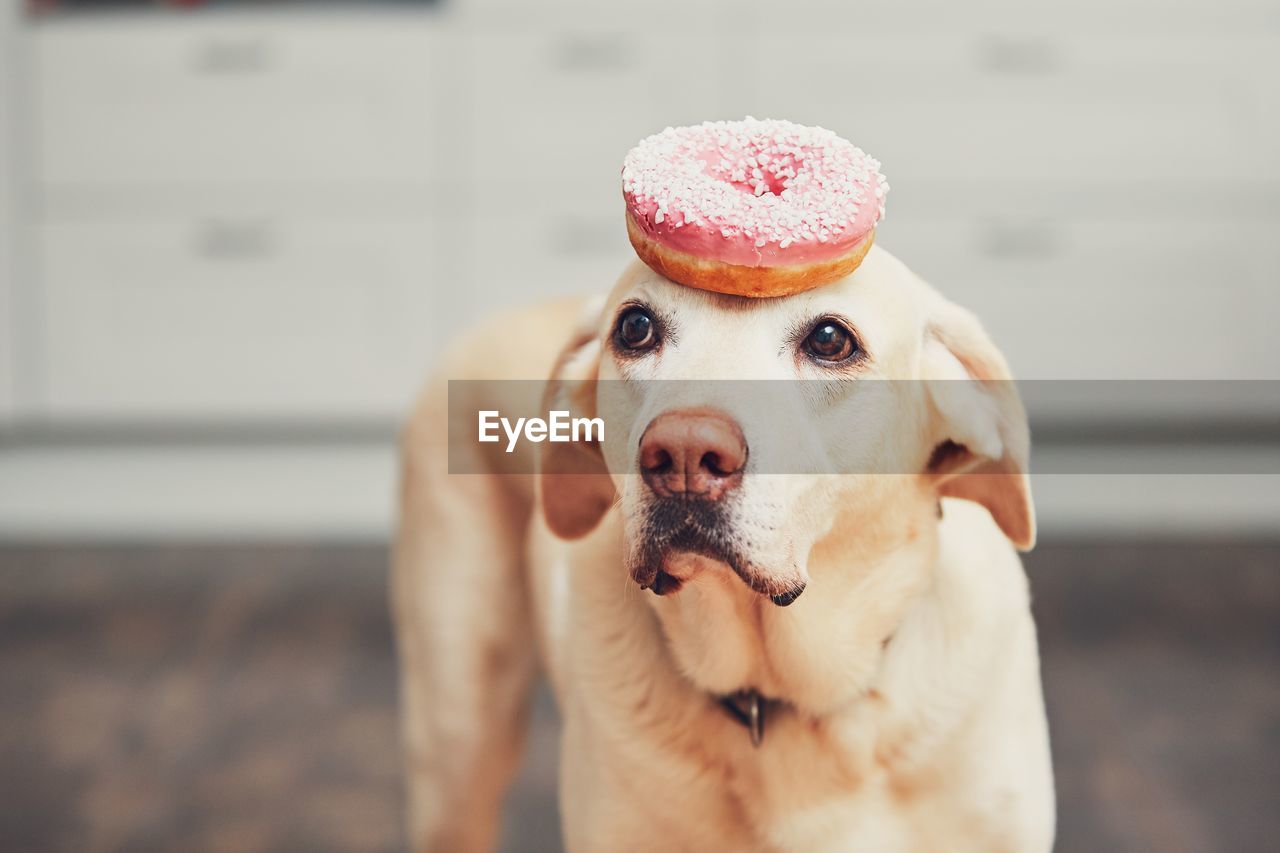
[720,706,898,842]
[589,703,971,853]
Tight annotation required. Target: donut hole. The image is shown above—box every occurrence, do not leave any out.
[698,146,801,198]
[722,164,790,197]
[753,171,790,196]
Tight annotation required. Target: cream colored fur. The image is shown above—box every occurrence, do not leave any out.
[393,246,1055,852]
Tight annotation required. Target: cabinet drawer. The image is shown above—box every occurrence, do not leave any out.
[468,29,725,196]
[37,218,441,419]
[34,19,445,185]
[454,204,631,328]
[752,0,1280,35]
[878,217,1280,379]
[752,33,1279,185]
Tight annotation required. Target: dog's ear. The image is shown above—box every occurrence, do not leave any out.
[922,299,1036,550]
[539,302,615,539]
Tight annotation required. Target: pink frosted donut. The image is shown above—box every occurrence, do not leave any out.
[622,118,888,297]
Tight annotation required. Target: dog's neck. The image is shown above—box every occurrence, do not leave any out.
[645,497,941,718]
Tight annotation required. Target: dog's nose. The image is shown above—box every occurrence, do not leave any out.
[639,408,747,500]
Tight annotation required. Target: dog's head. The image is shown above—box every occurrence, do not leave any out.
[540,247,1033,664]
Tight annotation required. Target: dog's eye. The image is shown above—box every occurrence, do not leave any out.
[615,306,658,351]
[803,320,858,363]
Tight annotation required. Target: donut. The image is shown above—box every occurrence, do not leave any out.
[622,118,888,298]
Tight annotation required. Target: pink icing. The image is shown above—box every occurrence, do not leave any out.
[622,118,888,268]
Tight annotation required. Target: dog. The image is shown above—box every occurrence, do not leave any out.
[393,245,1055,852]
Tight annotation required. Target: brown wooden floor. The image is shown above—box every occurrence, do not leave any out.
[0,541,1275,852]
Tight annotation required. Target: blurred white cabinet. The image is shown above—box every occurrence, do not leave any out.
[5,0,1278,539]
[34,18,446,186]
[466,30,725,202]
[0,0,16,426]
[881,215,1280,379]
[754,0,1280,36]
[466,204,631,311]
[0,277,11,426]
[13,0,1280,432]
[38,217,439,419]
[748,0,1280,381]
[752,32,1279,186]
[450,0,738,328]
[25,12,452,423]
[0,240,11,425]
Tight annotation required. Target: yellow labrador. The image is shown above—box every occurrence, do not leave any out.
[393,246,1054,852]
